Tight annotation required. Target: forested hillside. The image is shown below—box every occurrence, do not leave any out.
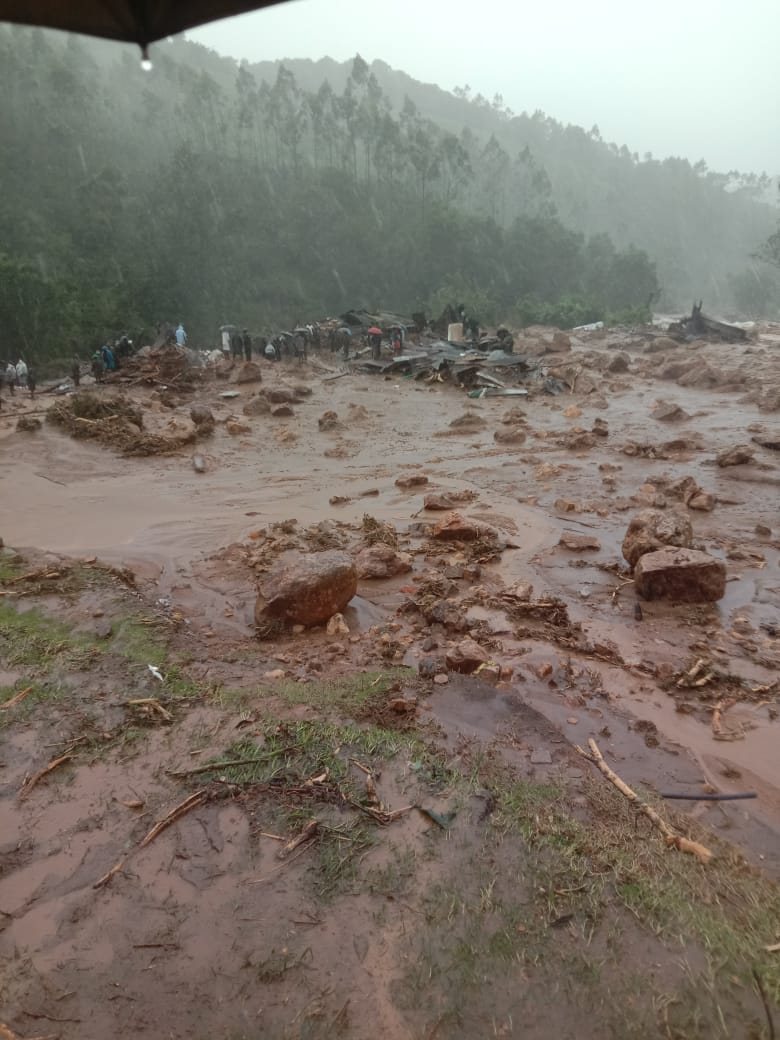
[0,26,776,362]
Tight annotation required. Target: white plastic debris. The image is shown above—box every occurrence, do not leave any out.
[148,664,164,682]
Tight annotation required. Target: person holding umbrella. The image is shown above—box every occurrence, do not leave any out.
[367,326,382,361]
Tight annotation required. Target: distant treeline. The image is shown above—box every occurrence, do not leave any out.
[1,28,770,361]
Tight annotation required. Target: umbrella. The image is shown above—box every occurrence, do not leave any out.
[367,327,382,336]
[338,327,352,336]
[0,0,290,52]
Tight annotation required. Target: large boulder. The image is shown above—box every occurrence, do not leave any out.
[255,551,357,628]
[634,548,726,602]
[355,544,413,579]
[242,395,270,417]
[606,351,630,373]
[622,509,692,568]
[190,404,214,425]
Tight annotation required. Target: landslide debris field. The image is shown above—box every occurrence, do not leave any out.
[2,324,780,1040]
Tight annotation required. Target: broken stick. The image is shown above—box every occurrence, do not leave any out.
[93,790,207,889]
[19,753,74,800]
[278,818,319,860]
[0,686,33,710]
[575,738,713,865]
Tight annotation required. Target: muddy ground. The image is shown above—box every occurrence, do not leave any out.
[1,327,780,1038]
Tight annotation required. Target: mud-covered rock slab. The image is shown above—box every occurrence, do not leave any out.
[256,550,357,627]
[355,544,412,579]
[622,509,692,568]
[634,548,726,603]
[716,444,755,467]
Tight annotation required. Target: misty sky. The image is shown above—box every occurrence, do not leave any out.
[189,0,780,175]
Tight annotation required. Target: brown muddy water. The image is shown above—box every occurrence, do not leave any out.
[2,333,780,860]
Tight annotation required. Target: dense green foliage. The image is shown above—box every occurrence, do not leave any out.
[0,27,773,362]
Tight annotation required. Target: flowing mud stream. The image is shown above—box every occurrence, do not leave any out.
[2,333,780,864]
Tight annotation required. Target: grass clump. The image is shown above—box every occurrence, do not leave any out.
[267,668,411,716]
[0,603,100,670]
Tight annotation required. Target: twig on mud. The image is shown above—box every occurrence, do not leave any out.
[329,999,350,1031]
[350,759,380,806]
[611,578,634,602]
[676,657,715,689]
[278,818,319,860]
[246,840,315,885]
[126,698,173,722]
[347,799,413,826]
[167,756,274,778]
[0,686,33,710]
[93,790,207,889]
[575,738,713,865]
[19,754,74,800]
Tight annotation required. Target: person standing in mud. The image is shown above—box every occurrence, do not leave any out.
[231,329,243,359]
[71,356,81,388]
[242,329,252,362]
[91,351,104,383]
[27,366,36,399]
[5,360,16,395]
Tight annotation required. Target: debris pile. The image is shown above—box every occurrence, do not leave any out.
[46,391,201,456]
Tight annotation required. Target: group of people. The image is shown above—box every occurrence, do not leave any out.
[0,358,36,403]
[222,327,255,362]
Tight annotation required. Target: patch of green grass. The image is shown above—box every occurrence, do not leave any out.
[0,680,65,730]
[110,616,169,667]
[0,603,100,670]
[489,770,780,1005]
[0,550,25,581]
[268,668,411,715]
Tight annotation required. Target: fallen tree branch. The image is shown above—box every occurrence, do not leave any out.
[93,790,207,888]
[0,686,33,710]
[575,738,713,865]
[19,754,74,800]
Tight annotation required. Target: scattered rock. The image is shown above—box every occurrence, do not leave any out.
[634,548,726,603]
[445,637,489,674]
[16,415,41,432]
[389,697,416,714]
[263,668,286,680]
[449,411,486,429]
[190,404,214,425]
[535,662,553,679]
[425,493,458,511]
[433,673,449,685]
[716,443,755,467]
[271,404,295,418]
[622,509,693,567]
[355,544,413,579]
[559,532,601,551]
[432,513,480,542]
[191,453,206,474]
[256,550,357,628]
[326,613,350,636]
[563,404,581,419]
[606,351,630,373]
[226,419,251,436]
[242,396,271,417]
[755,523,771,537]
[493,426,526,445]
[94,618,113,639]
[318,410,341,431]
[264,387,301,405]
[234,361,263,384]
[687,491,715,512]
[561,430,596,450]
[552,331,571,351]
[554,498,579,514]
[502,406,527,424]
[752,431,780,450]
[395,473,429,490]
[329,495,351,506]
[591,418,609,437]
[530,748,553,765]
[462,563,482,581]
[418,657,442,679]
[508,580,533,601]
[652,401,690,422]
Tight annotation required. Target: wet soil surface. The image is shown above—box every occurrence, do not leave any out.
[1,331,780,1037]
